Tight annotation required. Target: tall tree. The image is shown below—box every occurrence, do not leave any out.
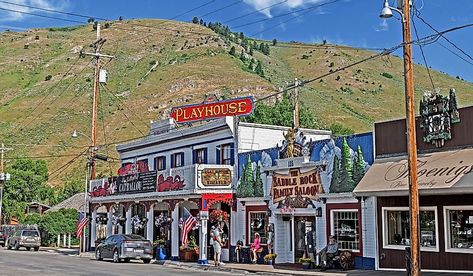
[352,145,366,184]
[229,46,236,56]
[192,17,199,24]
[272,38,277,46]
[329,155,340,193]
[254,164,264,197]
[249,47,254,56]
[240,49,246,62]
[255,60,264,77]
[248,58,255,71]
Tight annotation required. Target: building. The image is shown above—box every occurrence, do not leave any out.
[88,116,331,264]
[354,99,473,272]
[234,129,375,268]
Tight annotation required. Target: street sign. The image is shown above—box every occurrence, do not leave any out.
[170,96,254,124]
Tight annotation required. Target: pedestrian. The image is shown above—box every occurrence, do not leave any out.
[212,224,223,267]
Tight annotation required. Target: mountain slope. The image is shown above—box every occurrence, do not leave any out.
[1,19,472,184]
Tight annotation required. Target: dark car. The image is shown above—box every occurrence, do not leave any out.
[6,229,41,251]
[0,230,6,247]
[95,234,153,263]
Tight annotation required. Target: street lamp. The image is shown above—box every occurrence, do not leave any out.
[379,1,420,275]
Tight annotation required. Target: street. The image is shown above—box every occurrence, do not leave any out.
[0,247,234,276]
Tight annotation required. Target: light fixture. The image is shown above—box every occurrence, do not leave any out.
[379,0,393,18]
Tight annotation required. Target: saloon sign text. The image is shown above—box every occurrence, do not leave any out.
[271,169,322,203]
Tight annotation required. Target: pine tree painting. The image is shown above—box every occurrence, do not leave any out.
[352,145,366,185]
[339,138,354,192]
[329,155,340,193]
[254,164,264,197]
[237,155,254,197]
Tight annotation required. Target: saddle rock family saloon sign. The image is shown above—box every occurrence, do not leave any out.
[171,96,254,123]
[271,169,323,203]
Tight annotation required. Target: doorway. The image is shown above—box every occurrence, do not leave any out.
[294,216,316,260]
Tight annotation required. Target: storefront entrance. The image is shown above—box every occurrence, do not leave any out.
[295,216,316,260]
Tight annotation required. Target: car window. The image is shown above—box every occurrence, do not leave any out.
[104,236,114,243]
[22,230,39,237]
[124,234,144,240]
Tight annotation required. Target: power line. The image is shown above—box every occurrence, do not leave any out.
[0,6,84,24]
[222,0,289,24]
[167,0,216,21]
[9,153,88,160]
[47,148,88,179]
[411,12,435,90]
[198,0,243,18]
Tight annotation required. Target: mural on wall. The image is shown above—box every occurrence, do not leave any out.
[157,174,185,192]
[237,133,374,199]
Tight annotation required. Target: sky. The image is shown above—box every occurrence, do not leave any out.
[0,0,472,82]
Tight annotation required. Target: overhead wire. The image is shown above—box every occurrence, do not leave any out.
[198,0,243,18]
[47,148,89,179]
[411,8,435,90]
[222,0,289,24]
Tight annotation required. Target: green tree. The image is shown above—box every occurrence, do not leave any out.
[272,38,277,46]
[23,213,42,225]
[352,145,366,184]
[254,164,264,197]
[229,46,236,56]
[249,47,254,56]
[192,16,199,24]
[248,58,255,71]
[239,32,244,40]
[255,60,264,77]
[240,49,246,62]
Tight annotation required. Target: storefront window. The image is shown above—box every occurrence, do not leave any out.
[383,208,437,250]
[446,208,473,251]
[172,152,184,168]
[332,210,359,251]
[248,212,267,244]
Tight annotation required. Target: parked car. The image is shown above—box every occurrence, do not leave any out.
[95,234,153,263]
[0,230,6,247]
[6,229,41,251]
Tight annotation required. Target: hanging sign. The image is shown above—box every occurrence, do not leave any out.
[271,169,323,204]
[202,168,232,186]
[171,96,254,124]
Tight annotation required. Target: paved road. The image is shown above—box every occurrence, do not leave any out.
[0,247,235,276]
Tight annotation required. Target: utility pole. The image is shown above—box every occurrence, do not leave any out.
[401,0,420,275]
[83,23,114,180]
[293,78,300,129]
[0,143,12,225]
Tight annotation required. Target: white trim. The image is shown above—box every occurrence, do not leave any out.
[381,206,439,252]
[443,205,473,254]
[374,197,380,270]
[330,209,360,253]
[378,268,473,274]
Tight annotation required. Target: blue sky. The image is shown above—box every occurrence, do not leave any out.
[1,0,472,81]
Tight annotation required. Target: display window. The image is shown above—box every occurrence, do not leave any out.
[248,211,268,244]
[330,209,360,252]
[444,206,473,253]
[382,207,438,251]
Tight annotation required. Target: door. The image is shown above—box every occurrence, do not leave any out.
[284,217,294,263]
[294,216,316,261]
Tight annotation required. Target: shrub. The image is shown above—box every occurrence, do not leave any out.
[381,72,393,79]
[44,75,52,81]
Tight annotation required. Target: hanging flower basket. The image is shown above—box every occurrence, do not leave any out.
[209,209,229,223]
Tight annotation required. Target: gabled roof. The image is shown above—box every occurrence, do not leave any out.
[47,193,88,213]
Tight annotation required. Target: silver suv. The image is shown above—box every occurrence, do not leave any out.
[6,229,41,251]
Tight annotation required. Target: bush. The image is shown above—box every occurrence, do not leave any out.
[44,75,52,81]
[264,253,278,261]
[381,72,393,79]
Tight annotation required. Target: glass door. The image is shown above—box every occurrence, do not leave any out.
[294,216,316,261]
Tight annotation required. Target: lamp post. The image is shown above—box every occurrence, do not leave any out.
[380,1,420,275]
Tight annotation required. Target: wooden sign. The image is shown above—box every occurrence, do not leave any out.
[202,168,232,186]
[271,169,323,203]
[171,96,254,123]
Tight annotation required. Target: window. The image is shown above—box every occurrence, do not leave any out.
[331,210,360,251]
[154,156,166,171]
[444,206,473,253]
[248,212,268,244]
[383,207,438,251]
[220,144,232,165]
[171,153,184,168]
[193,148,207,164]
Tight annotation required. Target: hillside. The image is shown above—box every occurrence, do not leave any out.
[1,19,472,185]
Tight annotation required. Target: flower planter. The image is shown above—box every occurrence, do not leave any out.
[302,262,310,269]
[179,249,198,262]
[267,260,273,265]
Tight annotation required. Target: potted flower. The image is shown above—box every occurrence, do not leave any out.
[299,257,312,269]
[179,235,199,261]
[264,253,278,265]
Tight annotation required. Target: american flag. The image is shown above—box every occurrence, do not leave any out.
[76,216,89,238]
[181,208,197,246]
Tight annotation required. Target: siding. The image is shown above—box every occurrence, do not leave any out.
[362,196,377,258]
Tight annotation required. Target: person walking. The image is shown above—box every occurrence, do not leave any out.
[212,224,223,267]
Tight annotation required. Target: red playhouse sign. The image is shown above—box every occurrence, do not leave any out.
[171,96,254,124]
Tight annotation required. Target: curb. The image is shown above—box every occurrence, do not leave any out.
[162,261,297,276]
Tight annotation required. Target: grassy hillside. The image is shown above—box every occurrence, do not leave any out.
[1,19,472,185]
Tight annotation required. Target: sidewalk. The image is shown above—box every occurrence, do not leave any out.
[40,246,94,258]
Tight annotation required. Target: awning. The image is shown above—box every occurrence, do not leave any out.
[354,148,473,196]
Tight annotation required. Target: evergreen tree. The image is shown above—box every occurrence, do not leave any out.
[199,18,204,25]
[255,60,264,77]
[248,58,255,71]
[229,46,236,56]
[239,32,244,40]
[352,145,366,185]
[262,44,270,55]
[249,47,254,56]
[192,17,199,24]
[329,155,340,193]
[237,156,255,197]
[272,38,277,46]
[254,164,264,197]
[339,138,354,192]
[240,49,246,62]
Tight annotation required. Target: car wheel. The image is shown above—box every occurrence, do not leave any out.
[113,249,121,263]
[123,258,130,263]
[26,247,31,251]
[95,249,102,261]
[34,247,39,251]
[142,259,151,264]
[14,242,19,250]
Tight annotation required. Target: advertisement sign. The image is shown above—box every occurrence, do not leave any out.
[171,96,254,124]
[271,169,323,204]
[89,178,115,197]
[202,168,232,186]
[111,171,157,195]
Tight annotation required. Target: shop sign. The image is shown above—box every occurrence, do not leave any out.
[112,171,157,195]
[89,178,115,197]
[202,168,232,186]
[170,96,254,124]
[271,169,322,204]
[157,174,185,192]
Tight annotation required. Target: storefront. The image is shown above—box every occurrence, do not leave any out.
[354,100,473,272]
[235,128,375,268]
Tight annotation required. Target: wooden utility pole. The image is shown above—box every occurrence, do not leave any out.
[293,78,300,129]
[401,0,421,275]
[83,23,113,180]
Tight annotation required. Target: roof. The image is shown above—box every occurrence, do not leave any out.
[47,193,88,213]
[27,201,51,209]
